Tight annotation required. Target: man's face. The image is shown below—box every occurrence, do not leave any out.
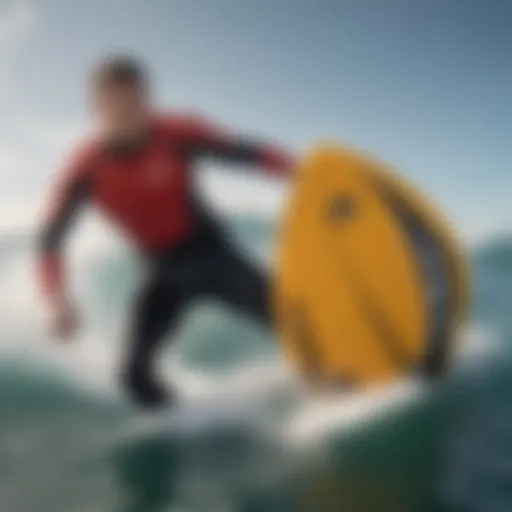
[93,82,150,136]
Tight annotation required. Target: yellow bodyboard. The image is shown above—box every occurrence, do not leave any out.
[274,145,468,388]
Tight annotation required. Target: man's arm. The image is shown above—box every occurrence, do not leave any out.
[178,116,295,176]
[38,155,90,308]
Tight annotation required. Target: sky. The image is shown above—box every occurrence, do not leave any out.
[0,0,510,241]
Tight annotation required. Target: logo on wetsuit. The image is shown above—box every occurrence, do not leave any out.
[147,157,171,186]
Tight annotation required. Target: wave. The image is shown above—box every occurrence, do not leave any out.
[0,219,510,511]
[0,217,508,372]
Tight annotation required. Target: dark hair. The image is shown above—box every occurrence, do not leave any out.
[92,55,148,91]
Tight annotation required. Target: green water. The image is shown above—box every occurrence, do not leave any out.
[0,223,510,512]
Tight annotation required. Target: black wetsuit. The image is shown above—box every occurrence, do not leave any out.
[124,221,270,407]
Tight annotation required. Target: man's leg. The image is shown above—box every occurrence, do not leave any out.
[122,276,188,409]
[210,244,272,327]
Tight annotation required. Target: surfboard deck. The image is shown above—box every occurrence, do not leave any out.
[274,144,468,388]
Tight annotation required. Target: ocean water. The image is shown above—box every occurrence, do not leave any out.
[0,217,510,512]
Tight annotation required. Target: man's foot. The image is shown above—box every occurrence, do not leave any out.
[123,368,177,410]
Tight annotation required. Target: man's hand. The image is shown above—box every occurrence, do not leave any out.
[261,146,296,176]
[48,300,80,342]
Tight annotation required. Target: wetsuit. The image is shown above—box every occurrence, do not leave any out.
[38,112,293,408]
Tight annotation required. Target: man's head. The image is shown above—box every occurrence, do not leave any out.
[91,55,152,138]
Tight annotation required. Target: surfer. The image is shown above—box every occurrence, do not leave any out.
[37,55,294,409]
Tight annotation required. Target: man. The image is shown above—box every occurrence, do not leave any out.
[37,55,294,409]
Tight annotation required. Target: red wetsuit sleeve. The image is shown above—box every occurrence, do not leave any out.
[38,147,91,304]
[175,116,295,177]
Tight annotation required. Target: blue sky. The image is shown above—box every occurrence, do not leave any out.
[0,0,510,240]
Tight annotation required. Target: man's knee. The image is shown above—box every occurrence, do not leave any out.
[242,274,272,325]
[219,255,272,324]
